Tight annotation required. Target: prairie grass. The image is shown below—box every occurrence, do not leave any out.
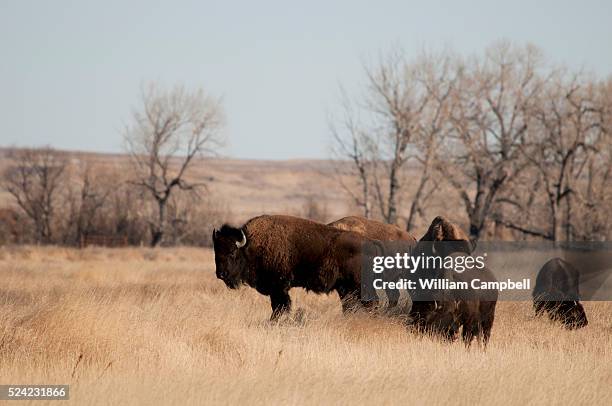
[0,246,610,405]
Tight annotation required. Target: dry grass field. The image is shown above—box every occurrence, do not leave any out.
[0,246,610,405]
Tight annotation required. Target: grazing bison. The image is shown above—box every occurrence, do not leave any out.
[329,216,416,308]
[410,216,498,346]
[212,215,379,320]
[533,258,588,329]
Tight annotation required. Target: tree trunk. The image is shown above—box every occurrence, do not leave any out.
[386,163,399,224]
[469,217,483,241]
[551,203,561,242]
[468,186,486,241]
[565,194,572,242]
[359,164,370,219]
[151,199,167,247]
[406,179,425,232]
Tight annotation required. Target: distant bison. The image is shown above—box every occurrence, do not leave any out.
[213,215,378,320]
[411,216,498,346]
[533,258,588,329]
[329,216,416,308]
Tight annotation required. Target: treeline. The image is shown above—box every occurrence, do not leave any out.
[332,41,611,241]
[0,147,230,247]
[0,148,229,246]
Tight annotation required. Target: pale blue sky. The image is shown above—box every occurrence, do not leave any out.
[1,0,611,159]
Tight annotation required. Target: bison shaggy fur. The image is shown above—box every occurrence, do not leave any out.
[213,215,378,320]
[328,216,416,242]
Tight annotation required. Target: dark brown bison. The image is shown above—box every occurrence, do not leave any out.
[410,216,498,346]
[329,216,416,308]
[533,258,588,329]
[212,215,379,320]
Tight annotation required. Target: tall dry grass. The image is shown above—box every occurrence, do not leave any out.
[0,246,610,405]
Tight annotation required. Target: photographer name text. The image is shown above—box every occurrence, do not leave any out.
[372,277,531,291]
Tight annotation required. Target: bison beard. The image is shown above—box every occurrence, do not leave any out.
[212,215,378,320]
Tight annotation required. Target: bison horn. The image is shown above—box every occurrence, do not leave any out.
[235,229,247,248]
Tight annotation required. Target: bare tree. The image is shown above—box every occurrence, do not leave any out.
[0,207,22,244]
[569,78,612,241]
[335,41,612,242]
[404,52,457,230]
[108,180,149,245]
[577,139,612,240]
[439,42,545,240]
[2,147,67,243]
[64,163,114,245]
[124,84,224,246]
[497,72,606,241]
[332,51,455,228]
[330,90,375,218]
[366,51,428,224]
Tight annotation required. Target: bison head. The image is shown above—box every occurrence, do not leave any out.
[212,225,248,289]
[422,216,470,242]
[558,301,588,329]
[419,216,474,257]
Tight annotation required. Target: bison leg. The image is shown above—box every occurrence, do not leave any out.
[408,301,435,332]
[382,270,401,309]
[270,290,292,321]
[386,288,400,309]
[336,287,371,313]
[481,315,494,347]
[461,325,477,347]
[339,292,362,313]
[480,301,496,347]
[482,320,494,347]
[460,315,480,347]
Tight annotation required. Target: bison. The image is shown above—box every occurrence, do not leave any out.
[329,216,416,308]
[533,258,588,329]
[410,216,498,346]
[212,215,379,320]
[328,216,416,242]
